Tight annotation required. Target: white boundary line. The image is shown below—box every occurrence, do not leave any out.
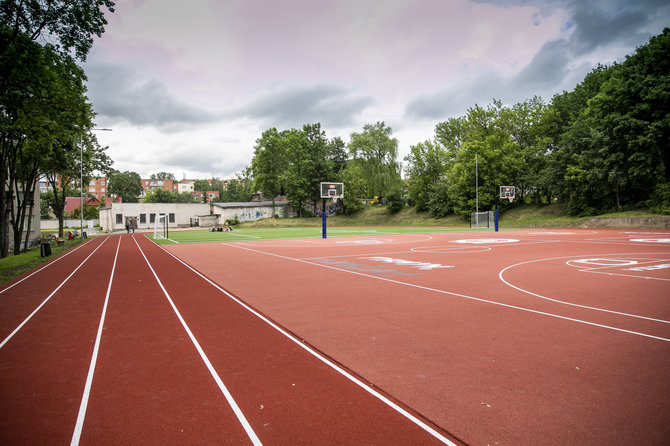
[133,236,262,446]
[154,242,457,445]
[70,237,121,446]
[223,243,670,343]
[0,238,95,294]
[499,253,670,324]
[0,237,110,350]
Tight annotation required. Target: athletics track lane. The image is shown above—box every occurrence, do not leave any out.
[165,229,670,446]
[0,236,117,445]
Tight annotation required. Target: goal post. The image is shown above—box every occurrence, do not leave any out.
[153,213,168,240]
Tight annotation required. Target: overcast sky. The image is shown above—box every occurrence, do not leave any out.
[83,0,670,180]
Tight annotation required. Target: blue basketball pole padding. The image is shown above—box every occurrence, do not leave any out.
[494,209,499,232]
[322,212,327,238]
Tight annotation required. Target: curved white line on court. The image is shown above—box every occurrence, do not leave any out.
[71,237,121,446]
[0,237,110,350]
[157,242,456,445]
[499,253,670,324]
[0,238,96,294]
[134,237,262,446]
[225,244,670,343]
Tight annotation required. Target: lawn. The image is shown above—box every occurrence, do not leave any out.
[149,224,493,245]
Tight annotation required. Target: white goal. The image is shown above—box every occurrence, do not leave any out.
[153,213,168,240]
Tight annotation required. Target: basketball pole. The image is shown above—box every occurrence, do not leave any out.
[494,185,499,232]
[322,198,327,239]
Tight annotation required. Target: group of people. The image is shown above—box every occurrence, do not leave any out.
[209,222,233,232]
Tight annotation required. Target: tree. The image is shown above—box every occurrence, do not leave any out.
[0,1,114,255]
[0,0,116,62]
[404,140,448,212]
[193,179,210,191]
[150,172,175,180]
[348,122,402,199]
[251,128,287,215]
[108,171,142,203]
[143,189,176,203]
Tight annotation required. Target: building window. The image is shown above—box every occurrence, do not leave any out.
[89,180,96,185]
[150,213,156,223]
[101,181,105,185]
[169,213,175,223]
[89,187,96,193]
[101,187,105,192]
[139,214,146,223]
[116,214,123,224]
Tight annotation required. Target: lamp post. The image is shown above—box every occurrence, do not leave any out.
[463,149,479,224]
[81,128,112,239]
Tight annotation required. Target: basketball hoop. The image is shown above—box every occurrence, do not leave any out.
[500,185,515,203]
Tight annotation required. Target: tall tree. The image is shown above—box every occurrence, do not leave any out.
[347,121,402,199]
[251,128,287,215]
[404,140,447,212]
[108,170,142,203]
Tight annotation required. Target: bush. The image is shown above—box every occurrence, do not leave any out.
[648,182,670,215]
[386,194,404,214]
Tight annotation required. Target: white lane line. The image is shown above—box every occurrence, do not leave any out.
[70,237,122,446]
[0,238,96,294]
[157,243,457,445]
[0,237,110,350]
[225,244,670,344]
[499,253,670,324]
[132,237,262,446]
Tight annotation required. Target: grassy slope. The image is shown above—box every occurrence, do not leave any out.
[239,203,663,230]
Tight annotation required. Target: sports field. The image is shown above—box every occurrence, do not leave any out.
[1,226,669,445]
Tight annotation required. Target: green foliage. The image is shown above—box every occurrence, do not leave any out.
[340,164,365,214]
[150,172,174,180]
[108,170,142,203]
[385,194,404,214]
[348,121,402,199]
[193,179,210,191]
[648,182,670,214]
[404,140,447,212]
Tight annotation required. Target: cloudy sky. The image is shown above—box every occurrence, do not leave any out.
[83,0,670,180]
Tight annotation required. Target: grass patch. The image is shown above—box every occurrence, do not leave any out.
[0,238,87,284]
[150,224,491,245]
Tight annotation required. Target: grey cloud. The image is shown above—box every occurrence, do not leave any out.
[236,84,374,129]
[405,0,670,121]
[85,61,217,128]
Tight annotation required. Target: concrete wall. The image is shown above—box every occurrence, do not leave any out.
[582,216,670,229]
[213,202,296,223]
[99,203,212,231]
[40,219,99,230]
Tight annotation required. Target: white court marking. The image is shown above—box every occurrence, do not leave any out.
[629,238,670,244]
[499,253,670,324]
[452,238,519,244]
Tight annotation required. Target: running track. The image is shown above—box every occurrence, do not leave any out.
[1,229,669,445]
[0,234,454,445]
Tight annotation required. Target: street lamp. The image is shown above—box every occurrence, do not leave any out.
[462,149,479,223]
[81,128,112,239]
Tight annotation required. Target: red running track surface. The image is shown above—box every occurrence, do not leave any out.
[0,234,455,445]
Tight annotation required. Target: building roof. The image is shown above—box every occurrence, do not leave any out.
[212,201,285,209]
